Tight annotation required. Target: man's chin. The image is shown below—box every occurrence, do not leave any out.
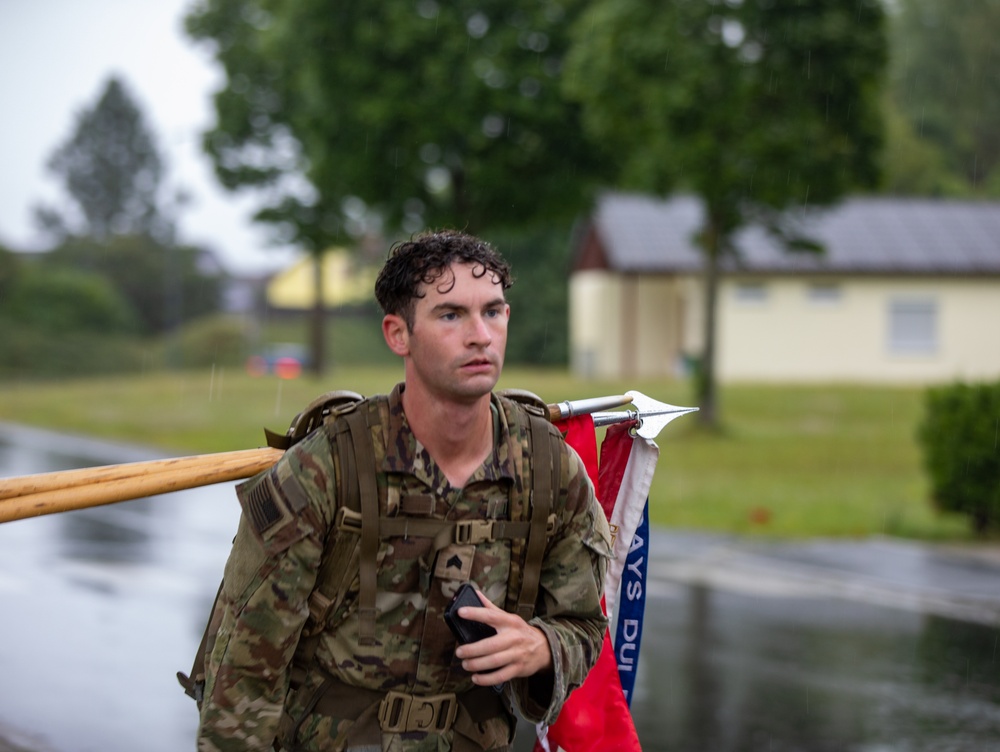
[452,373,500,401]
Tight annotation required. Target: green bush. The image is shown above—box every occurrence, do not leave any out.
[0,319,149,379]
[48,236,223,334]
[917,382,1000,534]
[1,266,137,334]
[165,314,251,368]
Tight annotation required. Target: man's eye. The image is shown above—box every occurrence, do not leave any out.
[441,312,458,321]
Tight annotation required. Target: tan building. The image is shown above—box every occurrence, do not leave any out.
[571,193,1000,383]
[266,248,377,310]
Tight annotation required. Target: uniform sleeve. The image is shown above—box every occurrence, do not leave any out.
[197,428,338,752]
[510,443,612,724]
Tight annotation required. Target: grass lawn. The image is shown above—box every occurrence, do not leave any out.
[0,366,976,540]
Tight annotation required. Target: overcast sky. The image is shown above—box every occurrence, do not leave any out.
[0,0,295,274]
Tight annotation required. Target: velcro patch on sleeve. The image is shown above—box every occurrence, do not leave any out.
[236,468,315,554]
[246,481,282,535]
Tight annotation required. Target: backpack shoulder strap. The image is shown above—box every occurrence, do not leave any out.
[341,404,380,646]
[292,397,381,672]
[497,390,561,622]
[516,411,561,621]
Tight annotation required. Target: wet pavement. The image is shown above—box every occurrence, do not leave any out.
[1,422,999,751]
[627,532,1000,752]
[648,529,1000,629]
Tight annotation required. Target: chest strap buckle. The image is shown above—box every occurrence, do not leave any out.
[454,519,496,545]
[378,690,458,734]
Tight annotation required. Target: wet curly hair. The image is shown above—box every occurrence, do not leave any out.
[374,230,514,330]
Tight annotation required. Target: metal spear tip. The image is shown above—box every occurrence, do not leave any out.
[625,390,699,440]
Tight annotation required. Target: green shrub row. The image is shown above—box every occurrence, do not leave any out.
[0,319,149,379]
[0,314,252,380]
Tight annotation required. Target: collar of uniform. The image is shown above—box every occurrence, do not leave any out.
[380,383,517,485]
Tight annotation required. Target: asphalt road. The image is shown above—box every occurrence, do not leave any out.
[647,528,1000,628]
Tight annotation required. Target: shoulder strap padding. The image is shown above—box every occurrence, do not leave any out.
[265,390,365,450]
[497,388,549,417]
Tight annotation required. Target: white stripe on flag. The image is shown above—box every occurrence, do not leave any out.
[604,436,659,624]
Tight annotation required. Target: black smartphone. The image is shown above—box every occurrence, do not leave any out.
[444,583,497,644]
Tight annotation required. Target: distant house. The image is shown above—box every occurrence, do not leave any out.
[570,193,1000,383]
[266,248,377,312]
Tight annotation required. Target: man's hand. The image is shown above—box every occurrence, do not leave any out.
[453,590,553,687]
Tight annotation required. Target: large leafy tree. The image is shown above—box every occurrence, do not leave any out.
[889,0,1000,194]
[565,0,886,426]
[36,76,172,242]
[185,0,610,372]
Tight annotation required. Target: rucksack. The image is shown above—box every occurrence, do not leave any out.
[178,388,561,706]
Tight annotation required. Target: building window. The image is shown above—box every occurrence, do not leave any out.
[734,282,767,305]
[807,283,842,305]
[888,298,937,354]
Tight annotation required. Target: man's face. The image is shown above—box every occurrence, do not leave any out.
[393,261,510,403]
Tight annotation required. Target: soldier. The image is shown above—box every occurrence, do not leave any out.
[197,230,611,751]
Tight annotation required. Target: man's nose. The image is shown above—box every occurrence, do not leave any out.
[466,314,493,345]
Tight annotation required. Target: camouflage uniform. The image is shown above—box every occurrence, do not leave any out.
[198,384,611,751]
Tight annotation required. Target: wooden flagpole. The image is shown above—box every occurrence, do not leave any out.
[0,392,701,525]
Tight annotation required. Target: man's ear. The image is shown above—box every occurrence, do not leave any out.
[382,314,410,356]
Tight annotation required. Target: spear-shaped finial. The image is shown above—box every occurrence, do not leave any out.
[592,390,698,439]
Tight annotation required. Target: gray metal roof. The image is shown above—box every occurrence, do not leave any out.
[593,193,1000,275]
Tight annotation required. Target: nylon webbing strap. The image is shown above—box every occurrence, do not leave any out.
[311,674,508,751]
[299,420,362,633]
[517,415,556,620]
[378,517,531,548]
[344,407,380,645]
[337,420,359,520]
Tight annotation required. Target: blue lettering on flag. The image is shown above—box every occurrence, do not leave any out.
[614,499,649,706]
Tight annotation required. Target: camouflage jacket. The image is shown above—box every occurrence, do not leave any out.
[197,384,611,751]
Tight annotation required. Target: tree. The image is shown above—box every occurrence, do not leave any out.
[36,75,172,242]
[564,0,886,426]
[48,235,222,336]
[0,266,137,335]
[185,0,611,373]
[0,252,148,380]
[889,0,1000,194]
[0,244,18,298]
[491,225,571,365]
[880,93,968,197]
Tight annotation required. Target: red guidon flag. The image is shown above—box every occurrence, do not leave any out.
[535,417,659,752]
